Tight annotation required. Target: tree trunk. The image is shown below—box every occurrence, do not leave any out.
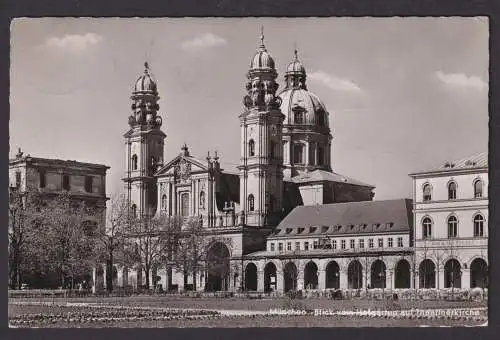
[145,267,150,289]
[107,253,114,292]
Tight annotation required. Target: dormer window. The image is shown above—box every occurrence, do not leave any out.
[349,225,354,231]
[321,226,329,233]
[386,222,393,229]
[309,227,317,233]
[285,228,293,234]
[297,227,305,234]
[294,110,304,124]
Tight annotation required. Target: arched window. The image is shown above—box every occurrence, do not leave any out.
[131,204,137,218]
[318,147,324,166]
[161,194,167,210]
[474,214,484,237]
[448,181,457,200]
[422,217,432,239]
[131,154,138,171]
[180,193,189,217]
[474,179,483,198]
[448,216,458,238]
[269,194,275,213]
[248,194,255,212]
[423,183,432,201]
[248,139,255,157]
[293,144,304,164]
[199,191,206,209]
[315,111,325,126]
[270,141,276,159]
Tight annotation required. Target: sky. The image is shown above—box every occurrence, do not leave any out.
[10,17,489,200]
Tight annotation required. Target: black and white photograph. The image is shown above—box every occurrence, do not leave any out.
[8,17,489,327]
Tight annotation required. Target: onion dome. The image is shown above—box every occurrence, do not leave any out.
[286,49,306,75]
[249,27,275,70]
[134,62,158,94]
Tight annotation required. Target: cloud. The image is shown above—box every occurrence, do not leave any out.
[181,33,227,51]
[44,33,103,52]
[435,71,487,90]
[308,70,362,92]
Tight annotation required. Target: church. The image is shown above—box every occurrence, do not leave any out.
[116,32,425,293]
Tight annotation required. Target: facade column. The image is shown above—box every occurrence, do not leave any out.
[305,141,310,167]
[257,270,265,292]
[297,267,304,291]
[276,269,284,292]
[103,265,107,290]
[438,266,444,289]
[339,270,348,289]
[387,270,393,290]
[462,269,470,289]
[315,141,319,165]
[92,267,97,293]
[318,269,326,290]
[117,267,124,287]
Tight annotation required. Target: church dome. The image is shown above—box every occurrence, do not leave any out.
[279,88,329,127]
[249,30,275,70]
[134,62,157,93]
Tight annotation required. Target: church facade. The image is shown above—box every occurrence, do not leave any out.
[114,32,487,293]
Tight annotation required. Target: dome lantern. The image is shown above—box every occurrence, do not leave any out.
[285,48,307,90]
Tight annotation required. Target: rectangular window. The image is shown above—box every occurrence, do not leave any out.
[341,240,346,249]
[15,171,21,187]
[293,144,304,164]
[84,176,93,193]
[350,239,355,249]
[332,240,337,249]
[388,238,393,248]
[287,242,292,251]
[295,242,300,251]
[313,240,318,249]
[359,239,364,249]
[278,243,283,252]
[62,175,70,191]
[294,111,304,124]
[397,237,403,247]
[39,170,46,188]
[270,243,275,251]
[304,242,309,251]
[369,238,374,248]
[378,238,384,248]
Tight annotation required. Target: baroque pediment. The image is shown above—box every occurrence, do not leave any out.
[155,154,208,178]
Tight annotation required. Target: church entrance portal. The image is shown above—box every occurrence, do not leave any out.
[205,242,230,292]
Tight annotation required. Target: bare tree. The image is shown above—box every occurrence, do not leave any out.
[8,188,40,289]
[37,192,98,289]
[125,213,183,290]
[95,195,134,292]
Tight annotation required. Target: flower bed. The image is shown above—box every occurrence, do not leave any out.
[9,305,221,327]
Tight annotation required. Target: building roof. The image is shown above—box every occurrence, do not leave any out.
[409,152,487,176]
[286,169,375,188]
[9,151,110,171]
[269,199,412,238]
